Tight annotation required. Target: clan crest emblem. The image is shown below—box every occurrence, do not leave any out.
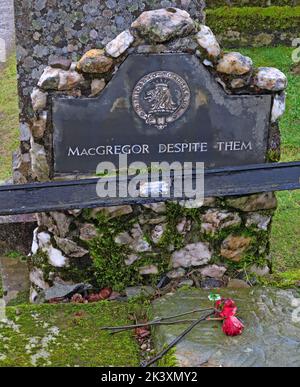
[132,71,191,130]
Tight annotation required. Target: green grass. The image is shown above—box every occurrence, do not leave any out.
[240,47,300,161]
[270,191,300,273]
[239,47,300,274]
[0,54,19,181]
[0,302,140,367]
[206,6,300,36]
[206,1,299,8]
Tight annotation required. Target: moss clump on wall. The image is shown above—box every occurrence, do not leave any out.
[86,203,194,291]
[157,202,186,250]
[258,269,300,288]
[86,212,140,291]
[87,210,173,291]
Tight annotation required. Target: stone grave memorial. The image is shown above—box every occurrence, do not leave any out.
[11,2,288,305]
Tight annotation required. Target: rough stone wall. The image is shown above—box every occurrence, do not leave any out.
[0,0,15,63]
[14,0,205,123]
[13,0,205,184]
[30,197,276,302]
[20,7,288,302]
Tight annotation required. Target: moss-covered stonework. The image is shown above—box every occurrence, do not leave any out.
[30,197,276,299]
[206,6,300,47]
[0,302,140,366]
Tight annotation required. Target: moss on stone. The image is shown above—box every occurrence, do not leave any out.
[88,204,175,290]
[0,302,140,367]
[29,201,274,292]
[160,202,204,248]
[88,210,166,290]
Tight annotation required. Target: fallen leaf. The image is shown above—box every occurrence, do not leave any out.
[99,287,112,300]
[135,327,150,339]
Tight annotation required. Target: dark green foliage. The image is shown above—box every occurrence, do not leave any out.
[206,1,299,8]
[206,6,300,35]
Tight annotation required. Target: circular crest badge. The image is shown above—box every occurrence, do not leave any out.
[132,71,191,130]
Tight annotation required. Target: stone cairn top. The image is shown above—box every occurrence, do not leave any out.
[36,7,288,95]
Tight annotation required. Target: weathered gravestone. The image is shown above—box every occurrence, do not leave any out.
[12,4,288,301]
[52,53,271,174]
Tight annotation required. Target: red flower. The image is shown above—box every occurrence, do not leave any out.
[220,299,238,318]
[222,316,244,337]
[215,299,223,310]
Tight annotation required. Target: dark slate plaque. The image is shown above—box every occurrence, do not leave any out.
[53,54,272,175]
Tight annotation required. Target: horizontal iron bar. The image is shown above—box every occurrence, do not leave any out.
[0,162,299,216]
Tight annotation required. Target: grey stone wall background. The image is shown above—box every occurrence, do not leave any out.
[0,0,15,63]
[14,0,205,124]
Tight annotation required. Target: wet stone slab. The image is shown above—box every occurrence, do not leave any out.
[152,288,300,367]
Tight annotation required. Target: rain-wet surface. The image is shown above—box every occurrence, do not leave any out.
[153,287,300,367]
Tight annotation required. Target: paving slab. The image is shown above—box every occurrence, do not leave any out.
[0,302,139,367]
[152,288,300,367]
